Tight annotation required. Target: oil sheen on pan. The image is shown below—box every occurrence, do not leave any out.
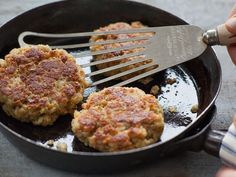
[0,48,199,153]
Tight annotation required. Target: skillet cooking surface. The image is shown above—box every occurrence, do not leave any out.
[0,0,220,155]
[0,63,198,152]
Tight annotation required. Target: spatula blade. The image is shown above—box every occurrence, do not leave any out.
[147,25,207,71]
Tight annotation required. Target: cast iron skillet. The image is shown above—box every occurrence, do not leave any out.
[0,0,222,173]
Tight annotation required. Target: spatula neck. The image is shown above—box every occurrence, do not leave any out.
[203,29,219,46]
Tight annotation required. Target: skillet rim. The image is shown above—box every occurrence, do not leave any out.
[0,0,222,156]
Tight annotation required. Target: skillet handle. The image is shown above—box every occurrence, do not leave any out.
[204,124,236,168]
[204,129,226,157]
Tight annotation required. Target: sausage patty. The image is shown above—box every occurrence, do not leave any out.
[90,22,155,80]
[0,45,87,126]
[72,87,164,152]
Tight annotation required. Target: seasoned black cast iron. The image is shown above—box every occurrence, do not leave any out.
[0,0,222,173]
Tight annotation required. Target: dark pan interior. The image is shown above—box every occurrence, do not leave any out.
[0,0,221,154]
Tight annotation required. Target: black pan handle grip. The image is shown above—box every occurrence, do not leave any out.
[204,124,236,167]
[204,129,226,157]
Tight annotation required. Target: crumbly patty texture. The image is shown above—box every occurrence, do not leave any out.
[0,45,87,126]
[90,22,154,80]
[72,87,164,152]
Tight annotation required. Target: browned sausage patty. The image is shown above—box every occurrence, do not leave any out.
[72,87,164,152]
[0,45,87,126]
[90,22,155,80]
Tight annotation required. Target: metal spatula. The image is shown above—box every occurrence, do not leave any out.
[18,24,236,87]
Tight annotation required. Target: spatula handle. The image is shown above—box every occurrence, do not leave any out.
[203,24,236,46]
[217,24,236,46]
